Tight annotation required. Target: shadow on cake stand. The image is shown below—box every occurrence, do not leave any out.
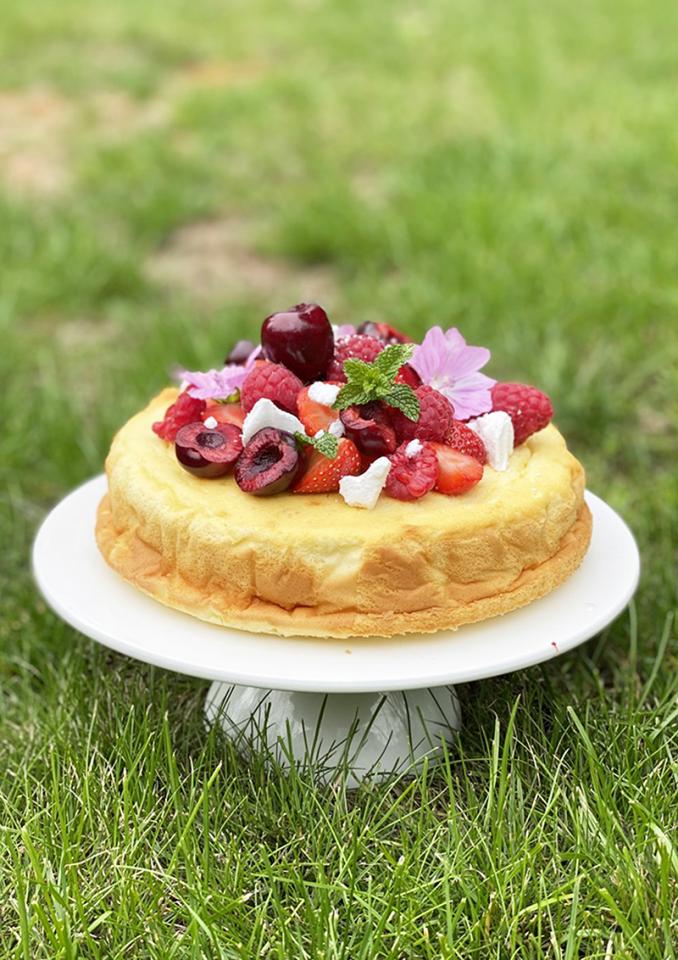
[33,477,639,787]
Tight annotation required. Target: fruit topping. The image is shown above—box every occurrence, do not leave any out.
[151,315,551,503]
[392,385,454,444]
[225,339,257,365]
[261,303,334,382]
[293,438,361,494]
[241,360,303,415]
[356,321,412,344]
[491,382,553,445]
[429,443,484,495]
[444,419,487,464]
[340,402,397,458]
[385,440,438,500]
[339,456,392,509]
[241,397,306,446]
[467,411,513,471]
[326,334,384,382]
[394,364,422,389]
[297,383,342,436]
[235,428,301,495]
[203,401,246,429]
[175,421,243,478]
[153,392,207,441]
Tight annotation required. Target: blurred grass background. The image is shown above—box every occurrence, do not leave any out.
[1,0,676,956]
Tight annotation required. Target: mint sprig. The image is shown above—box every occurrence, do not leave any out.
[332,343,420,421]
[295,431,339,460]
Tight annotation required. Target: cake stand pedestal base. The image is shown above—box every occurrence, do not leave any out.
[204,683,460,787]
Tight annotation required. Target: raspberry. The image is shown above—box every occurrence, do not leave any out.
[241,361,303,415]
[491,382,553,445]
[385,441,438,501]
[326,335,384,382]
[152,391,206,441]
[444,420,487,464]
[392,385,454,443]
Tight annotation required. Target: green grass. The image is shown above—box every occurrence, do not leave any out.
[1,0,677,955]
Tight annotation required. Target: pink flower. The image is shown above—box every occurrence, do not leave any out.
[178,345,261,401]
[410,326,495,420]
[333,324,356,339]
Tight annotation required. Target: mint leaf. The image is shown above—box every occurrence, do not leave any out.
[332,339,419,415]
[294,431,339,460]
[333,381,372,410]
[342,357,371,381]
[372,343,415,380]
[314,432,340,459]
[382,385,420,421]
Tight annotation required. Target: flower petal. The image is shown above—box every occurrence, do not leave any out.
[442,372,496,420]
[445,344,492,379]
[410,326,448,381]
[179,365,248,400]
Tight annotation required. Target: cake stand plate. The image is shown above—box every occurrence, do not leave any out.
[33,477,639,785]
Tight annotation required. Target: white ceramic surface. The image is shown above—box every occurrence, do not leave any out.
[33,476,639,693]
[204,683,461,786]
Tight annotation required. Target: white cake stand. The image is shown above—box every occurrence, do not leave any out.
[33,477,639,786]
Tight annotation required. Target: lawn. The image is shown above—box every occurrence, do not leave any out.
[1,0,677,955]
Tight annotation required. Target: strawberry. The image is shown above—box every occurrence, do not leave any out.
[430,443,483,495]
[203,401,245,429]
[444,420,487,464]
[293,438,361,494]
[297,384,341,436]
[394,363,421,389]
[491,382,553,445]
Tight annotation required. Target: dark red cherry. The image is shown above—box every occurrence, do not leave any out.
[234,428,301,495]
[340,402,397,458]
[261,303,334,382]
[175,421,243,478]
[225,339,257,365]
[356,321,412,345]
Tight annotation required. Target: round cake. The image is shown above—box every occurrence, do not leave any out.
[96,308,591,639]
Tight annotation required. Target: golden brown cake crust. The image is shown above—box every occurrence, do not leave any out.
[96,389,592,639]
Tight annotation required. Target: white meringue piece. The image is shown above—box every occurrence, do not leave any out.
[241,398,306,446]
[467,411,514,471]
[339,457,391,509]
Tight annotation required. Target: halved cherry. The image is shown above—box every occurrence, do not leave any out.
[175,421,243,478]
[340,402,397,458]
[234,428,301,495]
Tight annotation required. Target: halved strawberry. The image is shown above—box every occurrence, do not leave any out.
[293,438,361,494]
[297,385,341,436]
[203,401,245,429]
[430,443,483,495]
